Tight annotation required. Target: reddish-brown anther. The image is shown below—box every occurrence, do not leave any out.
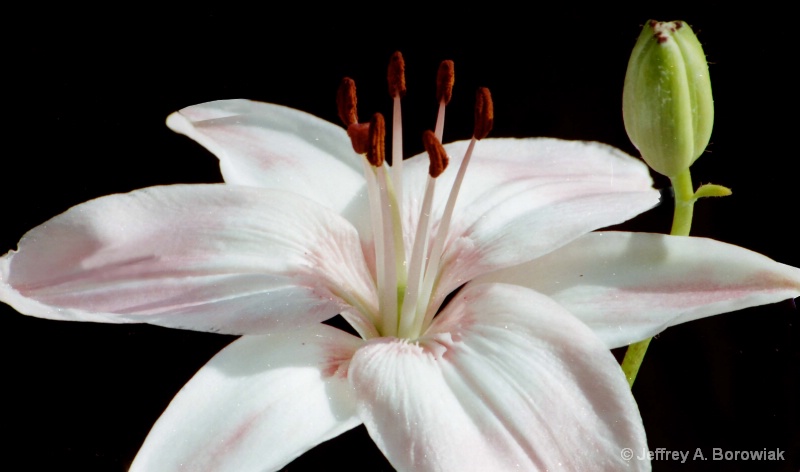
[436,60,454,104]
[367,113,386,167]
[473,87,494,140]
[337,77,358,127]
[388,51,406,98]
[347,123,370,154]
[423,130,448,178]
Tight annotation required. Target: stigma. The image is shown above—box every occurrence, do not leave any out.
[336,52,493,340]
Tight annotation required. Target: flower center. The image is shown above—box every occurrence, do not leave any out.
[337,52,493,340]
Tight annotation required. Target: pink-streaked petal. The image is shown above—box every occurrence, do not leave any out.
[478,232,800,348]
[0,184,377,334]
[167,100,367,216]
[405,138,656,216]
[349,283,649,471]
[130,325,363,472]
[400,138,659,315]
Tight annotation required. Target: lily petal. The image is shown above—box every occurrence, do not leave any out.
[477,232,800,348]
[0,184,376,334]
[130,324,363,472]
[401,138,660,314]
[167,100,366,215]
[349,283,649,471]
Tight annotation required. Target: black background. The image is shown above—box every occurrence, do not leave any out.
[2,4,798,471]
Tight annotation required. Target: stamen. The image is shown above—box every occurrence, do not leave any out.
[434,60,454,140]
[376,166,399,336]
[364,112,402,335]
[473,87,494,140]
[337,77,358,127]
[367,113,386,167]
[436,60,455,105]
[335,61,488,339]
[397,131,447,338]
[388,51,406,215]
[339,78,369,155]
[423,130,448,178]
[388,51,406,98]
[413,88,492,336]
[347,123,370,154]
[360,158,389,334]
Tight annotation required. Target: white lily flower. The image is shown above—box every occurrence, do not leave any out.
[2,68,798,470]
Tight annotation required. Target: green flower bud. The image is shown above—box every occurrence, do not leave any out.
[623,20,713,177]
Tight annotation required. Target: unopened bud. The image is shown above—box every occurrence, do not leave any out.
[622,20,714,177]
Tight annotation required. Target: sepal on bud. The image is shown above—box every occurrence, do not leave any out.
[693,183,732,200]
[623,20,714,177]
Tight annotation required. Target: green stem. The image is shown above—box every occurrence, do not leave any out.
[669,168,695,237]
[620,337,651,387]
[621,168,695,387]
